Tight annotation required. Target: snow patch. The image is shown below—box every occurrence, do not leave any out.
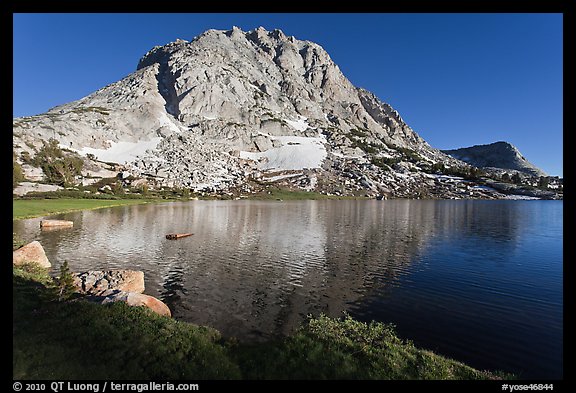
[471,185,497,192]
[77,138,162,164]
[433,174,465,181]
[284,116,310,131]
[157,112,181,133]
[240,135,327,171]
[394,172,411,179]
[503,194,541,200]
[203,115,217,120]
[264,172,304,182]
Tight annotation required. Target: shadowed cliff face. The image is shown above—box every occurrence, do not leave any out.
[442,141,547,177]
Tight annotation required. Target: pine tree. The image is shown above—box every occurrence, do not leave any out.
[55,261,76,301]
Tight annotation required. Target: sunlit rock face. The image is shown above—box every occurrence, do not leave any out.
[13,26,486,197]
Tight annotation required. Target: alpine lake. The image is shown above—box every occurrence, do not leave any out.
[13,199,563,379]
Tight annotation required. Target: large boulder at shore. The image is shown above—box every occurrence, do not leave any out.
[72,270,170,317]
[73,270,145,295]
[101,290,172,317]
[13,240,51,268]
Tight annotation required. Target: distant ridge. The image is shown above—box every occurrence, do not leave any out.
[442,141,547,177]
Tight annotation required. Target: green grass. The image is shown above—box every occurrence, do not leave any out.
[12,264,509,380]
[235,314,508,380]
[13,265,240,379]
[13,198,159,220]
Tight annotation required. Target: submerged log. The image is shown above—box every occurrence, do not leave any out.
[40,219,74,228]
[165,233,193,240]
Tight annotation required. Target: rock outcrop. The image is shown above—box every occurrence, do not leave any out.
[13,182,63,197]
[13,241,51,268]
[101,290,172,317]
[72,270,145,295]
[71,269,170,317]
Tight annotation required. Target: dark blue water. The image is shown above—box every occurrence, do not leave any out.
[14,200,563,379]
[346,200,563,379]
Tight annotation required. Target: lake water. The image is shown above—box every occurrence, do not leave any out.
[13,200,563,379]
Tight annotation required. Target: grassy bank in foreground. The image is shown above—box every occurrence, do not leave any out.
[13,198,160,220]
[13,264,508,380]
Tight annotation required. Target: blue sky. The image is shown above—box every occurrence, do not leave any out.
[13,13,563,176]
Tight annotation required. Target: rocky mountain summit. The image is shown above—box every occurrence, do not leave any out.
[442,142,547,177]
[13,27,560,200]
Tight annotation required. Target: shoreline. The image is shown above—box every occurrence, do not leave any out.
[12,262,509,380]
[12,198,167,220]
[12,194,561,221]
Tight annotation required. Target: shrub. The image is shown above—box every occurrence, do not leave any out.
[13,159,25,189]
[32,138,84,186]
[349,128,368,138]
[395,146,422,163]
[371,156,399,170]
[537,176,549,189]
[430,162,445,174]
[111,182,125,195]
[433,165,484,180]
[347,135,380,154]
